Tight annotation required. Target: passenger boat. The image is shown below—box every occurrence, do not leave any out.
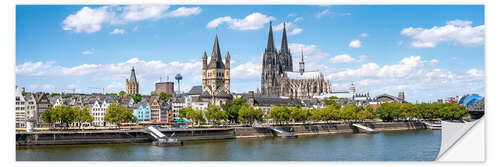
[153,138,183,146]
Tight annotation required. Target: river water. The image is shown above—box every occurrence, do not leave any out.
[17,129,441,161]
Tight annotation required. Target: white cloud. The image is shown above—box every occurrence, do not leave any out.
[401,19,484,48]
[232,62,261,79]
[330,54,356,64]
[62,6,114,33]
[329,56,425,79]
[28,84,56,92]
[358,55,368,62]
[81,48,95,55]
[106,81,124,89]
[62,5,202,33]
[349,39,362,48]
[447,19,473,27]
[329,54,368,64]
[325,56,484,102]
[166,7,202,17]
[315,9,329,18]
[360,33,368,37]
[206,12,275,30]
[133,26,139,31]
[467,68,484,77]
[289,43,329,62]
[272,22,303,35]
[16,58,201,80]
[110,28,125,34]
[294,17,304,22]
[337,12,352,16]
[120,5,170,21]
[290,28,302,35]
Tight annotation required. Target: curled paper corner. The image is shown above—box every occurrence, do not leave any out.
[436,118,483,161]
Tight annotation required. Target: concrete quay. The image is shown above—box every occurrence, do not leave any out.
[16,122,427,146]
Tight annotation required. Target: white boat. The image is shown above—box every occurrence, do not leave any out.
[153,138,183,146]
[430,124,442,130]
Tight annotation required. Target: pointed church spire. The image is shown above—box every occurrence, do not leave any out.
[208,34,225,68]
[130,66,137,83]
[213,34,222,60]
[281,22,288,51]
[299,49,305,74]
[266,21,275,51]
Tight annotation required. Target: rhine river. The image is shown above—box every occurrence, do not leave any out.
[17,129,440,161]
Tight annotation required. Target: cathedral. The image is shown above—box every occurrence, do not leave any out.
[201,35,232,106]
[125,67,139,95]
[261,22,332,99]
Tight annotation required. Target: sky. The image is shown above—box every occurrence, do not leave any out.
[15,5,485,103]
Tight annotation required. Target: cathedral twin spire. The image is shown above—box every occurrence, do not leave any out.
[261,21,294,96]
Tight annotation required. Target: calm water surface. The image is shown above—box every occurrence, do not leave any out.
[17,130,441,161]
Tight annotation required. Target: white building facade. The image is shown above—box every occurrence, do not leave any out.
[15,87,26,128]
[90,100,110,126]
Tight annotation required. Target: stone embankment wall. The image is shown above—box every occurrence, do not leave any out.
[16,130,152,146]
[234,122,427,138]
[16,128,235,146]
[16,122,426,146]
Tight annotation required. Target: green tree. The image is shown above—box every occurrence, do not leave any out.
[308,108,322,123]
[375,103,401,121]
[340,104,360,121]
[75,106,93,128]
[205,105,221,123]
[357,107,375,121]
[178,106,192,119]
[50,92,60,96]
[238,106,263,125]
[213,109,229,124]
[52,105,77,127]
[118,90,126,101]
[438,103,468,120]
[151,92,159,96]
[130,94,142,102]
[322,96,341,109]
[186,108,205,127]
[106,93,118,96]
[266,106,291,125]
[238,105,252,125]
[290,107,309,123]
[224,97,247,123]
[41,108,56,127]
[159,92,173,101]
[119,90,126,97]
[400,103,416,121]
[104,103,134,125]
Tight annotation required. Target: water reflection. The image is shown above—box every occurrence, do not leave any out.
[17,130,441,161]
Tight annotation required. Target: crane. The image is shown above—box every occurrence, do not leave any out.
[88,87,104,94]
[55,88,76,94]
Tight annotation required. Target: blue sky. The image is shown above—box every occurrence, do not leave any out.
[16,5,485,102]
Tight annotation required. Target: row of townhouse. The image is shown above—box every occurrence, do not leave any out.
[15,85,223,128]
[15,86,125,127]
[15,86,51,128]
[132,96,173,123]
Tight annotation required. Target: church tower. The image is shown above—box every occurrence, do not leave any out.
[202,35,230,96]
[299,49,305,74]
[261,21,281,96]
[125,67,139,95]
[279,22,293,72]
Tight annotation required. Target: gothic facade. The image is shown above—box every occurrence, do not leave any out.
[261,22,332,99]
[201,35,232,106]
[125,67,139,95]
